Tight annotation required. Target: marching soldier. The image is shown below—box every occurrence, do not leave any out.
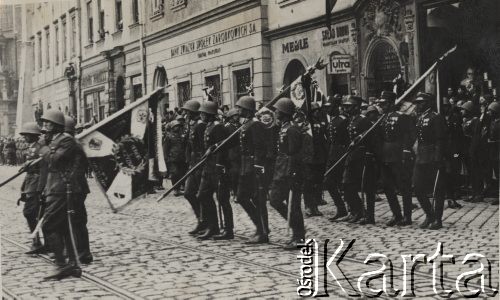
[460,101,482,202]
[324,95,350,221]
[224,108,241,201]
[64,116,93,264]
[413,92,447,230]
[165,115,187,197]
[196,101,227,240]
[39,110,82,279]
[442,99,464,209]
[182,100,206,235]
[487,102,500,205]
[235,96,269,244]
[377,91,414,226]
[269,98,304,249]
[302,102,327,217]
[339,96,372,223]
[18,122,43,251]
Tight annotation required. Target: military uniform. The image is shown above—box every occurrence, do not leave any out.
[269,121,304,241]
[184,118,206,229]
[302,120,327,216]
[164,122,187,195]
[41,132,88,265]
[196,120,228,237]
[236,119,269,238]
[378,111,414,224]
[462,116,481,199]
[325,114,350,218]
[443,110,465,201]
[21,141,42,233]
[225,120,241,198]
[413,109,447,228]
[342,113,371,221]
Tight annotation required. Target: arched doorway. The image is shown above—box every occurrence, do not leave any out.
[283,59,306,97]
[115,76,125,110]
[365,41,401,98]
[152,65,168,113]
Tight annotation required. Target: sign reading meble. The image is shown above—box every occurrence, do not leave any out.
[169,21,258,59]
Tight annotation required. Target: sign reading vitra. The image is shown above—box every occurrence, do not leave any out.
[328,54,351,74]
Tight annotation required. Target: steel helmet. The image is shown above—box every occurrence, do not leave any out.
[310,102,321,111]
[414,92,433,103]
[379,91,397,103]
[41,109,65,126]
[488,101,500,114]
[64,116,76,134]
[342,95,363,106]
[460,101,475,112]
[273,97,295,115]
[199,101,218,115]
[365,105,380,115]
[19,122,41,135]
[235,96,256,112]
[182,100,201,112]
[225,108,239,118]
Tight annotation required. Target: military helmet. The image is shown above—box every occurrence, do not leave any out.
[41,109,65,126]
[310,102,321,111]
[175,114,185,120]
[199,101,218,115]
[236,96,256,112]
[378,91,397,103]
[273,97,295,115]
[487,101,500,114]
[414,92,433,103]
[366,105,380,115]
[19,122,41,135]
[182,100,201,112]
[64,116,76,134]
[460,101,475,112]
[342,95,363,106]
[225,108,239,118]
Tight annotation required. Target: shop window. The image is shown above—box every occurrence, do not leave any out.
[233,68,251,102]
[177,81,191,107]
[131,75,142,102]
[205,75,221,105]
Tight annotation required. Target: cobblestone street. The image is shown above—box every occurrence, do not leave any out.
[1,166,499,299]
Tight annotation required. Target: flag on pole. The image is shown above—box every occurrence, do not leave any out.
[76,87,166,211]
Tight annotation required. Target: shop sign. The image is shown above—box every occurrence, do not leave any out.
[282,38,309,54]
[82,69,107,88]
[321,22,351,47]
[328,54,351,74]
[169,21,258,59]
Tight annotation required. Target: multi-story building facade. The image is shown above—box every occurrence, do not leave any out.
[0,4,22,136]
[79,0,145,124]
[143,0,271,109]
[27,1,82,124]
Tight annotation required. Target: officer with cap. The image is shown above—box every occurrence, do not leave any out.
[182,100,207,235]
[324,94,350,221]
[340,95,372,224]
[64,116,93,264]
[165,116,187,197]
[39,109,82,279]
[413,92,447,230]
[269,97,304,249]
[377,91,415,226]
[19,122,43,251]
[195,101,228,240]
[302,102,327,217]
[235,96,269,244]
